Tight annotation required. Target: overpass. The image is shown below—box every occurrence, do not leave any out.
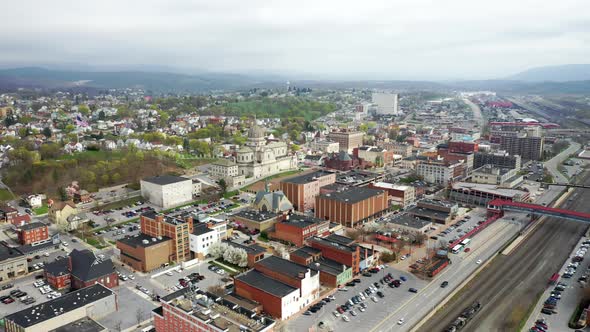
[448,198,590,250]
[540,182,590,190]
[487,199,590,223]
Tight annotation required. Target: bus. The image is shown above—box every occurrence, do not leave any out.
[460,238,471,247]
[451,244,463,254]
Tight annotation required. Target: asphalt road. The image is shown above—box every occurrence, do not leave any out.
[419,174,590,332]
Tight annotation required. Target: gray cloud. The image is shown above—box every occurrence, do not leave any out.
[1,0,589,80]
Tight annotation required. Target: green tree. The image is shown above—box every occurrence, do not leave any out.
[98,110,106,120]
[58,187,68,201]
[291,144,301,152]
[78,104,90,116]
[218,179,227,195]
[42,127,52,138]
[64,124,76,134]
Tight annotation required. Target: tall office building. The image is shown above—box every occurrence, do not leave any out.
[372,93,399,115]
[327,130,364,153]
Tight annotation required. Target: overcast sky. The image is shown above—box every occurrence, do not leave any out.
[1,0,589,80]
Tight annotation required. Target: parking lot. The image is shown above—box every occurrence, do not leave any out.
[0,273,65,315]
[287,265,429,331]
[166,198,239,219]
[87,200,158,229]
[527,236,590,330]
[152,260,231,293]
[431,208,489,248]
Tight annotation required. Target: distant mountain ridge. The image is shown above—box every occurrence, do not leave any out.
[508,64,590,82]
[0,67,270,93]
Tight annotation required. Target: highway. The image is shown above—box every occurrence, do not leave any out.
[463,99,485,128]
[544,140,581,183]
[418,173,590,332]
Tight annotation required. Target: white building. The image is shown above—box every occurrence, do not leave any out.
[192,179,202,196]
[417,161,464,186]
[235,123,297,179]
[372,92,399,115]
[310,140,340,154]
[26,194,45,208]
[209,159,239,179]
[140,175,193,208]
[189,222,227,260]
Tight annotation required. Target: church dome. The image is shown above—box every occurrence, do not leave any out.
[249,124,265,139]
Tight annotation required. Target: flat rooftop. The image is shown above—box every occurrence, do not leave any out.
[290,246,322,260]
[0,244,24,261]
[371,181,410,191]
[117,233,171,248]
[389,214,432,229]
[233,209,279,222]
[318,187,384,204]
[142,174,190,186]
[5,284,113,328]
[50,317,106,332]
[310,236,356,253]
[17,221,47,231]
[281,214,326,228]
[452,182,527,198]
[309,257,349,276]
[407,206,451,221]
[160,288,274,332]
[335,170,384,186]
[281,170,334,184]
[256,255,318,279]
[224,240,266,255]
[236,270,297,297]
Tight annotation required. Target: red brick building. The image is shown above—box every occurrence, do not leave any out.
[16,222,49,245]
[448,141,479,154]
[43,249,118,290]
[280,170,336,212]
[309,236,361,274]
[141,211,193,262]
[225,240,266,267]
[315,187,389,228]
[0,206,31,227]
[324,151,370,171]
[234,256,320,320]
[269,214,330,246]
[153,288,275,332]
[43,258,70,290]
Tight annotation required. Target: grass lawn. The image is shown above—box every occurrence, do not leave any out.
[0,189,14,201]
[33,204,49,215]
[61,150,124,161]
[243,169,305,191]
[85,237,109,249]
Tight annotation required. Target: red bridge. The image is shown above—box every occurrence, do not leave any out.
[486,199,590,223]
[447,199,590,250]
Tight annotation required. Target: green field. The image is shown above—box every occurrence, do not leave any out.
[33,204,49,215]
[0,189,14,201]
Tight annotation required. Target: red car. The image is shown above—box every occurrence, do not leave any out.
[2,298,14,304]
[464,248,471,253]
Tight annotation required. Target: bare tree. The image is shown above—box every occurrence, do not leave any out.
[208,284,226,296]
[114,321,122,332]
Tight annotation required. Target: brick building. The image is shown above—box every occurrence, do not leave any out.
[368,182,416,207]
[280,170,336,212]
[315,187,389,228]
[153,287,275,332]
[269,214,330,246]
[324,151,368,171]
[230,209,281,232]
[326,130,364,153]
[16,222,49,245]
[141,211,193,262]
[290,246,353,288]
[308,235,361,274]
[225,240,266,267]
[234,256,320,319]
[43,249,118,290]
[353,146,394,166]
[116,234,173,272]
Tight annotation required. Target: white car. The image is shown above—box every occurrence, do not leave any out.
[61,242,68,247]
[43,252,50,257]
[128,275,135,280]
[342,315,350,322]
[476,259,482,265]
[398,318,405,325]
[333,311,340,317]
[166,271,173,276]
[216,270,225,275]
